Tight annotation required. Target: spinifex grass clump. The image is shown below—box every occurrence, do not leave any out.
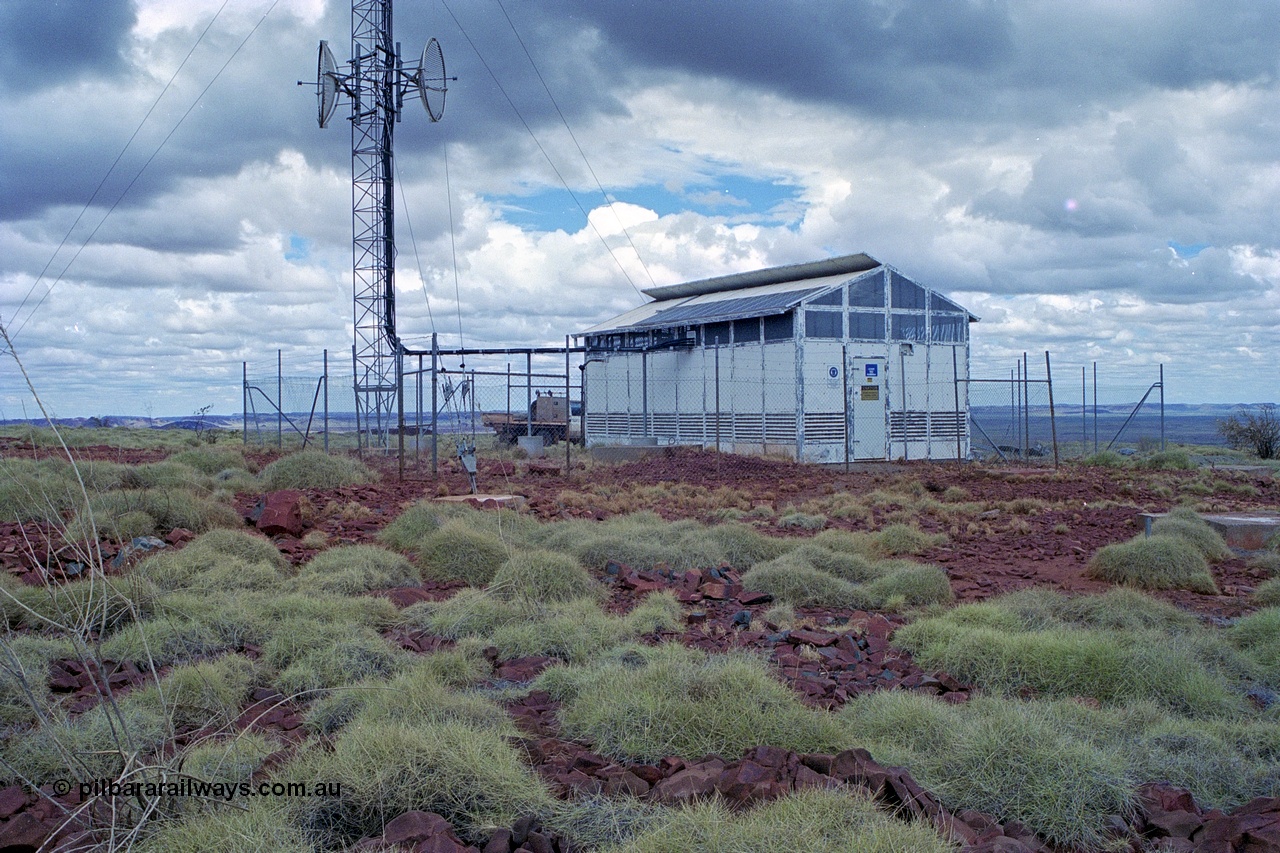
[416,519,510,584]
[378,499,447,550]
[133,528,290,593]
[137,804,312,853]
[741,544,952,611]
[402,589,681,665]
[257,449,375,490]
[740,559,862,608]
[3,688,172,783]
[841,692,1135,848]
[0,634,75,725]
[1255,579,1280,607]
[1150,507,1232,562]
[704,521,794,569]
[894,589,1250,716]
[306,657,508,737]
[293,544,419,595]
[570,513,723,573]
[540,644,846,763]
[489,549,598,604]
[131,654,257,731]
[1082,450,1127,467]
[604,787,953,853]
[261,615,408,698]
[67,487,242,542]
[868,522,947,556]
[2,572,158,634]
[0,458,105,523]
[1229,608,1280,681]
[167,445,253,476]
[284,719,556,845]
[1139,449,1195,470]
[1086,534,1218,593]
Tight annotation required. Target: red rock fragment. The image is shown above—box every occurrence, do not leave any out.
[0,812,48,851]
[788,628,837,647]
[0,785,28,819]
[651,759,724,805]
[252,490,306,537]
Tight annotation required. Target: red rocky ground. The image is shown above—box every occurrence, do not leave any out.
[2,442,1278,852]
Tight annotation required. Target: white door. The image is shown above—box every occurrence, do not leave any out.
[847,356,887,460]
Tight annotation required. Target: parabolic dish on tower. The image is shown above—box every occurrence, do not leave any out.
[317,40,339,128]
[418,38,447,122]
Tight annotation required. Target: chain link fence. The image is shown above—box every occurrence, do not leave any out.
[238,347,1179,471]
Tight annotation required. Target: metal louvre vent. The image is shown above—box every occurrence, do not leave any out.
[652,414,678,437]
[733,414,764,443]
[678,414,704,439]
[804,412,845,442]
[888,411,966,441]
[765,413,796,442]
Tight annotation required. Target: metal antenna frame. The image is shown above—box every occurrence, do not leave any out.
[303,0,450,450]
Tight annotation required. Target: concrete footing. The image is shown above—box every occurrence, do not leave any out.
[434,494,527,511]
[1137,511,1280,551]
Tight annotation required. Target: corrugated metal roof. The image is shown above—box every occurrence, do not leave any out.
[641,253,881,301]
[580,256,978,336]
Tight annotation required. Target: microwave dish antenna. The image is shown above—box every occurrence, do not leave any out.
[316,40,341,128]
[417,38,447,122]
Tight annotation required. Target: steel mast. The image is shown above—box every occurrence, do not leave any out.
[308,1,447,449]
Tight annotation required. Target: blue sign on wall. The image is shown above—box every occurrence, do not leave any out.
[828,366,839,379]
[864,363,879,378]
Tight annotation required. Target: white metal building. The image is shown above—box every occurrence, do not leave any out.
[577,254,977,463]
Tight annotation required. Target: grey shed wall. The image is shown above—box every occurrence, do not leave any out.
[579,263,972,462]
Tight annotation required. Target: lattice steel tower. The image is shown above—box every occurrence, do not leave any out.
[307,0,447,447]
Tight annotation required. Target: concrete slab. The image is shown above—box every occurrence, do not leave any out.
[1136,511,1280,551]
[434,494,527,511]
[589,445,666,464]
[1206,464,1276,477]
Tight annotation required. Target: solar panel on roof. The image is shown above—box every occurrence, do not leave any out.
[631,288,820,330]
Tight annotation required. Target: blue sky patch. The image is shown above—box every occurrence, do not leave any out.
[1167,240,1209,259]
[492,174,802,233]
[285,234,311,261]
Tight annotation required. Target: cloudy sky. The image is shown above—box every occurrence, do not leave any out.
[1,0,1277,417]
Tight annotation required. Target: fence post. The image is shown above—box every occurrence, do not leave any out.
[277,349,283,449]
[1022,352,1029,459]
[353,344,362,455]
[323,349,329,453]
[1045,351,1058,468]
[641,351,649,438]
[952,347,962,463]
[714,338,721,453]
[1081,366,1085,459]
[397,347,405,482]
[431,333,438,476]
[842,343,849,472]
[899,345,909,462]
[242,362,248,446]
[416,355,423,459]
[565,335,571,472]
[1011,365,1017,452]
[1092,361,1098,454]
[526,352,533,438]
[1159,363,1165,452]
